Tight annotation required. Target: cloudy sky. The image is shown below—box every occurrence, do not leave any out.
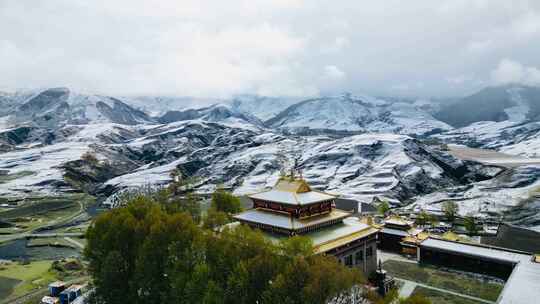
[1,0,540,98]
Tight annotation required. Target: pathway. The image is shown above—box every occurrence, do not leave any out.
[398,280,416,298]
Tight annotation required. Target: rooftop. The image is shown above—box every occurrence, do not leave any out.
[49,281,65,288]
[233,208,351,231]
[419,237,540,304]
[41,296,59,304]
[263,217,379,254]
[383,215,414,227]
[248,177,336,205]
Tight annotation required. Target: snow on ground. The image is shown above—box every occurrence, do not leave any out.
[269,94,450,135]
[105,158,187,189]
[406,165,540,218]
[0,142,90,195]
[501,137,540,158]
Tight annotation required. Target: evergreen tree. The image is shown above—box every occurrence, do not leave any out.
[442,201,459,223]
[378,200,390,216]
[211,188,242,214]
[464,215,477,234]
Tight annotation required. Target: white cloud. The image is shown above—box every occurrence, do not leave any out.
[323,65,346,80]
[512,12,540,37]
[466,40,494,53]
[1,0,540,98]
[491,59,540,86]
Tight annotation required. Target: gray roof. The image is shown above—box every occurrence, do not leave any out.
[249,189,335,205]
[233,208,350,231]
[381,227,409,237]
[420,238,540,304]
[421,238,526,264]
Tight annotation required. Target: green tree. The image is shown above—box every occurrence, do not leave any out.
[416,210,433,226]
[203,208,230,230]
[85,190,369,304]
[85,196,203,304]
[281,235,313,257]
[378,200,390,216]
[464,215,477,234]
[442,201,459,223]
[211,188,242,214]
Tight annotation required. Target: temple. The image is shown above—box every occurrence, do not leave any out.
[233,176,379,275]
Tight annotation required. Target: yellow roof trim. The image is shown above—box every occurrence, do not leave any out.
[313,227,379,254]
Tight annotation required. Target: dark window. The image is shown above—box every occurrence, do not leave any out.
[355,250,363,262]
[345,255,353,266]
[366,247,373,257]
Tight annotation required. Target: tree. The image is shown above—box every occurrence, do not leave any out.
[85,197,203,304]
[416,210,433,227]
[442,201,459,223]
[203,208,229,230]
[464,215,477,234]
[86,190,368,304]
[378,200,390,216]
[281,235,313,257]
[211,188,242,214]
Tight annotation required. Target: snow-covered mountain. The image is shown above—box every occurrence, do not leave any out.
[229,95,303,121]
[266,93,451,135]
[433,85,540,157]
[2,86,540,230]
[435,85,540,128]
[0,88,155,128]
[157,104,264,130]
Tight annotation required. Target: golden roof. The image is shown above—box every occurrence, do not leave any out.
[274,177,311,193]
[384,214,413,226]
[248,177,336,205]
[417,231,430,241]
[442,231,460,242]
[313,226,379,254]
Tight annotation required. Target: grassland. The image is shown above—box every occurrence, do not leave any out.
[0,198,78,220]
[384,260,503,301]
[0,194,95,240]
[0,258,88,302]
[27,237,77,249]
[411,286,487,304]
[0,260,56,300]
[0,276,21,300]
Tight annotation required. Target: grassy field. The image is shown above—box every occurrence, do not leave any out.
[0,260,57,300]
[0,276,21,299]
[0,199,77,220]
[411,286,487,304]
[27,237,77,249]
[384,260,503,301]
[0,194,95,238]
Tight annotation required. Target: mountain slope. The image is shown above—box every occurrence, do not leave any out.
[266,93,451,135]
[158,104,264,129]
[435,85,540,128]
[1,88,155,128]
